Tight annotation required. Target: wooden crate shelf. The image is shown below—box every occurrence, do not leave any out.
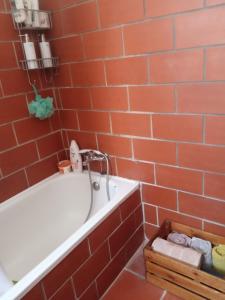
[144,220,225,300]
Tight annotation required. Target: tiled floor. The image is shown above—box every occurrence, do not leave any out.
[102,243,181,300]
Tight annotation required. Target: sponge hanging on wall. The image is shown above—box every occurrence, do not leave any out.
[28,84,54,120]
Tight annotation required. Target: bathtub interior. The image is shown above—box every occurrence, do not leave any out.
[0,172,120,283]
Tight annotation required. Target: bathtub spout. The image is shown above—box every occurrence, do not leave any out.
[79,149,111,203]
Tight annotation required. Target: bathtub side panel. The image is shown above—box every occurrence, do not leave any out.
[22,189,144,300]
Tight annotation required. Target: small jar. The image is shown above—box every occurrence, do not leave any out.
[58,160,71,174]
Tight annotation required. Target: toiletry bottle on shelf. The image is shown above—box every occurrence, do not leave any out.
[31,0,40,27]
[70,140,82,173]
[39,34,53,68]
[13,0,26,24]
[23,34,38,69]
[23,0,32,27]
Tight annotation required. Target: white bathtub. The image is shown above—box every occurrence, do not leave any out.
[0,172,139,300]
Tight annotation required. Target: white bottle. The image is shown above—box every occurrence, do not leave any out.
[23,0,32,27]
[39,34,53,68]
[31,0,40,28]
[23,34,38,69]
[70,140,82,173]
[13,0,26,23]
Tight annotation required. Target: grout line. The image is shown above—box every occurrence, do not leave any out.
[203,48,207,80]
[121,26,126,56]
[125,268,145,280]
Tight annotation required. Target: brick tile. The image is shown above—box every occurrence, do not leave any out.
[144,204,157,224]
[206,0,225,5]
[0,170,28,203]
[97,134,132,158]
[111,112,151,137]
[120,190,141,220]
[117,158,154,183]
[206,47,225,80]
[99,0,144,28]
[26,155,58,186]
[0,13,16,41]
[0,69,30,95]
[109,213,136,257]
[37,132,63,158]
[52,36,84,63]
[158,208,202,229]
[124,18,173,55]
[88,208,121,253]
[22,283,44,300]
[62,1,98,34]
[54,64,72,87]
[0,42,17,68]
[50,280,75,300]
[0,124,16,151]
[60,88,91,110]
[97,227,144,297]
[78,111,110,133]
[129,86,175,113]
[91,87,128,111]
[67,131,97,149]
[153,114,202,142]
[146,0,203,17]
[61,110,78,130]
[205,173,225,200]
[179,143,225,173]
[156,165,203,194]
[73,242,110,296]
[79,283,98,300]
[71,61,105,86]
[177,83,225,114]
[142,184,177,210]
[176,7,225,48]
[204,222,225,236]
[150,50,203,83]
[96,243,127,297]
[205,115,225,145]
[179,192,225,224]
[145,223,159,239]
[14,118,51,144]
[83,28,123,59]
[0,143,38,176]
[0,95,28,125]
[106,57,147,85]
[43,240,90,298]
[133,139,176,164]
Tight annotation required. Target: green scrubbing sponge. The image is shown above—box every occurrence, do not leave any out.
[28,84,54,120]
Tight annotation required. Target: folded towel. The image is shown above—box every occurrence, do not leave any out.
[212,244,225,274]
[167,232,191,247]
[190,237,212,269]
[0,264,13,296]
[152,237,202,268]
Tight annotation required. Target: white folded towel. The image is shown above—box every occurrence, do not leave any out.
[0,264,13,296]
[152,237,202,268]
[190,237,212,269]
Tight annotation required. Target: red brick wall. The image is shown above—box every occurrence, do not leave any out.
[50,0,225,237]
[0,1,64,203]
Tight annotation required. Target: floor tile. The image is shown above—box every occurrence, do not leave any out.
[126,248,146,278]
[102,270,164,300]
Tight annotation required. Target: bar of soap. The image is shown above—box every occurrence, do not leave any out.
[152,237,202,268]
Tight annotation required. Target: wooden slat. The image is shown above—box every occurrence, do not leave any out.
[146,273,204,300]
[144,249,225,293]
[147,262,225,300]
[171,222,225,245]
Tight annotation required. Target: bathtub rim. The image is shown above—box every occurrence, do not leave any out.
[1,172,139,300]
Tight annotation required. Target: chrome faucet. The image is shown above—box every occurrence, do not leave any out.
[79,149,109,168]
